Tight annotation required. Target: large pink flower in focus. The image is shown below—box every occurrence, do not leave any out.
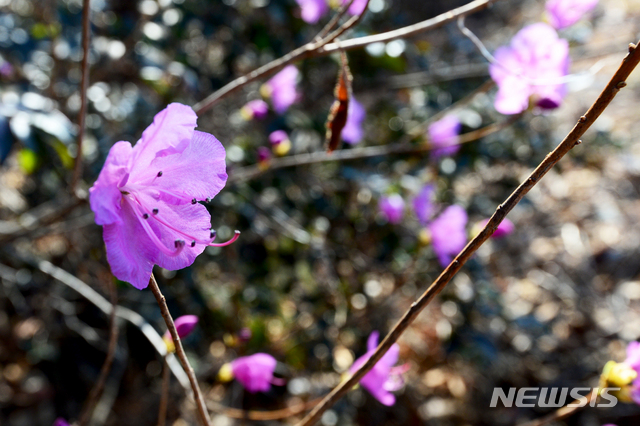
[489,23,570,115]
[89,103,238,289]
[349,331,409,406]
[429,205,468,267]
[546,0,598,30]
[263,66,300,114]
[231,353,284,393]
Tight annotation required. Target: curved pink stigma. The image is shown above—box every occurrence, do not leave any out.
[208,230,240,247]
[129,200,186,257]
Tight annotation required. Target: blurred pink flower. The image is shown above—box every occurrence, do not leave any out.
[269,130,289,146]
[413,184,435,225]
[428,115,461,158]
[342,0,368,15]
[489,23,569,115]
[257,146,271,163]
[231,353,284,393]
[480,218,515,239]
[262,66,300,114]
[546,0,598,29]
[349,331,409,406]
[53,419,70,426]
[429,205,468,267]
[241,99,269,120]
[342,98,366,144]
[89,103,238,289]
[379,194,405,224]
[625,341,640,404]
[296,0,329,23]
[163,315,198,342]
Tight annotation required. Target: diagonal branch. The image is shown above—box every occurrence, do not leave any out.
[149,274,212,426]
[295,40,640,426]
[193,0,496,114]
[71,0,92,194]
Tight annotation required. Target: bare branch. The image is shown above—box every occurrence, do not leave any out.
[517,391,597,426]
[149,274,212,426]
[295,40,640,426]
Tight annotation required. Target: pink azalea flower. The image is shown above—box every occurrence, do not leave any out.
[624,341,640,404]
[342,98,366,145]
[413,184,435,225]
[296,0,329,24]
[546,0,598,30]
[262,66,300,114]
[379,194,405,224]
[163,315,198,342]
[479,218,515,239]
[89,103,239,290]
[349,331,409,406]
[269,130,289,146]
[342,0,368,16]
[489,23,570,115]
[231,353,284,393]
[428,115,461,158]
[257,146,271,163]
[240,99,269,120]
[429,205,468,267]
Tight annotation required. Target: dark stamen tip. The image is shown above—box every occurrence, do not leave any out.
[157,171,163,177]
[174,240,185,248]
[152,208,159,214]
[210,229,216,239]
[206,198,212,203]
[190,240,196,247]
[142,213,149,219]
[191,198,197,204]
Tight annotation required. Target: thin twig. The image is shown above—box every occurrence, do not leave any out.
[208,398,322,421]
[71,0,92,194]
[193,0,495,114]
[158,356,170,426]
[78,280,118,426]
[295,41,640,426]
[229,107,511,184]
[315,0,355,42]
[517,391,597,426]
[149,274,212,426]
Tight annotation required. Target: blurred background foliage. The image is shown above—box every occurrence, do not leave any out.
[2,0,640,425]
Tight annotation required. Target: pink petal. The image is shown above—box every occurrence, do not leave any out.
[89,141,132,225]
[131,103,197,173]
[367,331,379,352]
[174,315,199,339]
[342,98,366,144]
[231,353,278,393]
[296,0,329,24]
[142,131,228,204]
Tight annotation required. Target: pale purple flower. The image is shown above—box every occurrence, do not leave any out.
[269,130,289,146]
[89,103,238,290]
[241,99,269,120]
[257,146,271,163]
[296,0,329,24]
[625,341,640,404]
[413,184,435,225]
[231,353,284,393]
[163,315,198,342]
[342,98,366,144]
[546,0,598,29]
[349,331,409,406]
[489,23,570,115]
[479,218,515,239]
[262,66,299,114]
[342,0,368,16]
[428,115,461,158]
[429,205,468,267]
[379,194,405,224]
[53,419,70,426]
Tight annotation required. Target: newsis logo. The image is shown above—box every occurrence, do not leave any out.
[489,387,620,408]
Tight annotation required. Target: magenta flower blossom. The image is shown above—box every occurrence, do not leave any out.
[342,0,368,15]
[379,194,405,224]
[349,331,409,406]
[231,353,284,393]
[479,218,515,238]
[296,0,329,24]
[489,23,570,115]
[53,419,70,426]
[262,66,300,114]
[624,341,640,404]
[163,315,198,342]
[546,0,598,30]
[428,115,461,158]
[89,103,239,290]
[257,146,271,163]
[342,98,366,145]
[429,205,468,267]
[413,184,435,225]
[240,99,269,120]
